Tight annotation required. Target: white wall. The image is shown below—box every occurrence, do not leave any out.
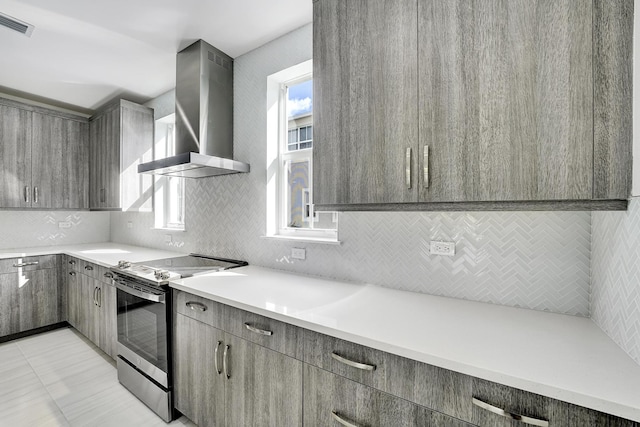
[111,24,594,317]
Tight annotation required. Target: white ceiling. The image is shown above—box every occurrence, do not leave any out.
[0,0,312,112]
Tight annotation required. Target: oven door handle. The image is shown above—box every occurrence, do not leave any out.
[115,282,165,304]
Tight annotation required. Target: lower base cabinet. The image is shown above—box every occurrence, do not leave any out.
[173,312,303,427]
[66,257,117,359]
[0,255,64,339]
[173,290,639,427]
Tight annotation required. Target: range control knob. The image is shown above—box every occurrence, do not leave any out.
[154,270,171,280]
[118,260,132,269]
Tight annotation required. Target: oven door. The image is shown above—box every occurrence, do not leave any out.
[115,277,169,388]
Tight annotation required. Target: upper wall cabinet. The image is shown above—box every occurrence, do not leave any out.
[0,98,89,209]
[312,0,632,211]
[89,99,153,211]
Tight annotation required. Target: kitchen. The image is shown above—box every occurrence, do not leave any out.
[0,0,639,426]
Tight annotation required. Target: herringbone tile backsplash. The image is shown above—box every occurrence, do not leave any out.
[110,24,592,317]
[592,197,640,365]
[0,211,110,250]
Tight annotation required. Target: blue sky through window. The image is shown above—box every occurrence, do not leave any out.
[287,79,312,118]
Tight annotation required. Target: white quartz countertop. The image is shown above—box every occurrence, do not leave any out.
[0,242,183,268]
[171,265,640,422]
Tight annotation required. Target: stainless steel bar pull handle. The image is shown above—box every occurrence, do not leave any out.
[98,287,102,308]
[331,411,363,427]
[214,341,222,375]
[186,302,207,312]
[472,398,549,427]
[223,344,231,379]
[423,145,429,188]
[331,352,376,371]
[93,287,98,306]
[13,261,39,267]
[405,147,412,189]
[24,186,30,203]
[33,186,38,204]
[244,323,273,336]
[100,188,105,203]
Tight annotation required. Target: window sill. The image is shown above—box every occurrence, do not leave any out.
[152,227,186,232]
[261,235,341,245]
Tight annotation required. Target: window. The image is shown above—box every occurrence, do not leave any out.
[154,114,185,230]
[266,60,338,242]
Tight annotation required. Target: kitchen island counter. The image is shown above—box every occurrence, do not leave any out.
[171,265,640,423]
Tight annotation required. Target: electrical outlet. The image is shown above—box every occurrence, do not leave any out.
[291,248,306,260]
[127,221,133,229]
[164,234,172,243]
[58,221,72,229]
[430,241,455,256]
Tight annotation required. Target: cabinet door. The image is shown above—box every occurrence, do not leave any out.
[75,273,100,346]
[18,268,63,332]
[313,0,419,207]
[418,0,592,202]
[0,104,31,208]
[67,270,81,330]
[120,102,153,212]
[98,283,117,360]
[89,105,120,209]
[31,112,89,209]
[0,268,62,338]
[0,272,20,336]
[173,313,225,427]
[225,334,303,427]
[303,364,471,427]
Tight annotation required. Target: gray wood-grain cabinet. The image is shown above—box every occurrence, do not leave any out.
[0,102,31,208]
[89,99,153,211]
[66,256,117,359]
[173,291,303,427]
[304,364,472,427]
[0,97,89,209]
[32,112,89,209]
[312,0,632,211]
[0,255,64,339]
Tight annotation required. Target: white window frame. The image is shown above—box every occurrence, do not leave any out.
[265,60,338,243]
[154,114,186,231]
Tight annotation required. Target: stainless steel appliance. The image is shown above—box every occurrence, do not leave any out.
[138,39,250,178]
[111,254,247,422]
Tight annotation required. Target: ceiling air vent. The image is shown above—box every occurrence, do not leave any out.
[0,12,35,37]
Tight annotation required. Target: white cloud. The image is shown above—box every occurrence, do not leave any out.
[287,97,312,117]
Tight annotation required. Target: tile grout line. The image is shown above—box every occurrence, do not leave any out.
[15,333,72,427]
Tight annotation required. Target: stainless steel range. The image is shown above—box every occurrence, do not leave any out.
[111,254,247,422]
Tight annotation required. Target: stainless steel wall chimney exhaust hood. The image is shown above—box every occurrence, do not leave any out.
[138,40,249,178]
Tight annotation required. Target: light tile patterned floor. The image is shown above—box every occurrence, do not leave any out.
[0,327,196,427]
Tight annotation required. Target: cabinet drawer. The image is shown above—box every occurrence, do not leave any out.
[303,364,472,427]
[174,290,224,328]
[304,329,473,421]
[223,304,304,360]
[67,258,103,281]
[95,264,115,285]
[472,378,568,427]
[0,255,58,273]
